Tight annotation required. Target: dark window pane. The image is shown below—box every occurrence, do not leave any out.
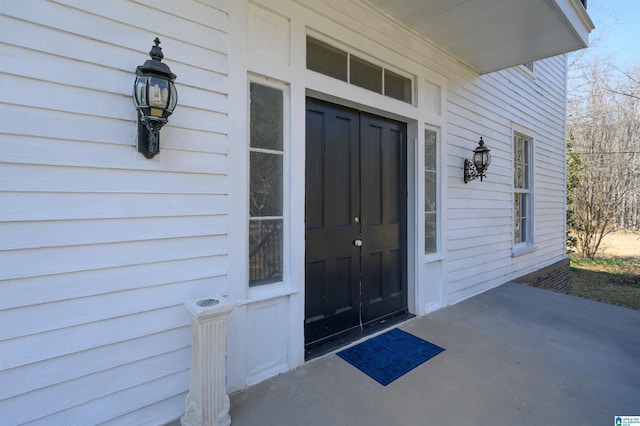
[425,212,437,254]
[350,55,382,93]
[514,136,530,189]
[250,152,283,217]
[250,83,283,150]
[514,164,524,188]
[515,195,521,243]
[425,129,437,171]
[307,37,348,81]
[520,217,527,243]
[522,145,529,188]
[425,171,437,212]
[249,219,283,286]
[514,137,523,162]
[425,128,437,254]
[384,69,412,103]
[514,193,528,244]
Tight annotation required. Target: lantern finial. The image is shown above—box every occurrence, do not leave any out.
[149,37,164,61]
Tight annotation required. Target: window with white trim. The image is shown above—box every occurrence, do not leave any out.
[522,61,535,72]
[248,80,286,286]
[306,36,413,104]
[514,133,533,247]
[425,127,438,254]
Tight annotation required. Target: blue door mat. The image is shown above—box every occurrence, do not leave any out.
[336,328,445,386]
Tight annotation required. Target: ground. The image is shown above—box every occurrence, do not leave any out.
[569,230,640,309]
[598,229,640,259]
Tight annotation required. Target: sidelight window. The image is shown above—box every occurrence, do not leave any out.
[425,128,438,254]
[249,81,286,286]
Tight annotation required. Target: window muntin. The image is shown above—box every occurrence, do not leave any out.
[514,134,532,246]
[425,128,438,254]
[249,82,285,286]
[306,36,413,104]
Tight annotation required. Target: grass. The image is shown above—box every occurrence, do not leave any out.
[569,255,640,310]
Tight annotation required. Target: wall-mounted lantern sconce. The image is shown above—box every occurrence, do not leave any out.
[133,38,178,159]
[463,137,491,183]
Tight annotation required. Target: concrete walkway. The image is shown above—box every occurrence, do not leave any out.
[229,283,640,425]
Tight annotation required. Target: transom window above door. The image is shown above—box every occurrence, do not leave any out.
[306,36,413,104]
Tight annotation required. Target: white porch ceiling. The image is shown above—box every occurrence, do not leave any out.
[366,0,594,74]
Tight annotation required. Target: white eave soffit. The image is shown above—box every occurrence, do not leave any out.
[366,0,594,74]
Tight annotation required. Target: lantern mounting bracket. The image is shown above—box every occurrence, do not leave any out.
[464,159,484,183]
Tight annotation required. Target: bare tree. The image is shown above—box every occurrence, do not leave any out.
[567,59,640,257]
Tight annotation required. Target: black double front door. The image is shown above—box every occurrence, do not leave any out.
[305,98,407,349]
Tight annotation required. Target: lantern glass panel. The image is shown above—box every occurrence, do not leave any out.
[148,77,170,108]
[134,76,148,107]
[473,151,481,169]
[168,81,178,112]
[473,151,486,171]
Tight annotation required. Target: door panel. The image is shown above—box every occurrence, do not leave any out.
[305,98,407,348]
[360,112,407,324]
[305,101,361,345]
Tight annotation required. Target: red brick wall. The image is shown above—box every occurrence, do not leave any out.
[514,258,571,294]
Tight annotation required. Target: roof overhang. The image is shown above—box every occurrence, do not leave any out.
[366,0,594,74]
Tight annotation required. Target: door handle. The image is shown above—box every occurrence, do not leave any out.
[354,239,363,247]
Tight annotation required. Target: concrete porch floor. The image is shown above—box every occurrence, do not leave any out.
[229,282,640,426]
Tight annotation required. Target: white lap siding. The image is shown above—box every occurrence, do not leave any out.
[0,0,230,424]
[0,0,572,422]
[445,56,568,303]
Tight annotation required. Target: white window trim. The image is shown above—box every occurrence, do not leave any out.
[247,74,291,291]
[516,61,537,80]
[512,128,536,256]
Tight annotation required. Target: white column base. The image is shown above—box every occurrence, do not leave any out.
[181,297,234,426]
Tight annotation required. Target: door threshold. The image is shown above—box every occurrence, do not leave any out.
[304,311,415,361]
